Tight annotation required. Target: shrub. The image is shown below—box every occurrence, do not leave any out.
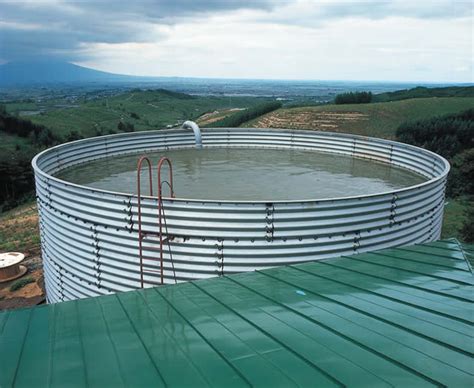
[66,130,84,142]
[461,206,474,242]
[396,109,473,160]
[117,121,135,132]
[10,277,34,292]
[396,109,474,242]
[448,149,474,197]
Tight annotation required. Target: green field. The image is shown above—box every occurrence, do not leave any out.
[0,132,32,151]
[0,202,40,255]
[5,89,268,139]
[246,97,474,139]
[441,197,471,240]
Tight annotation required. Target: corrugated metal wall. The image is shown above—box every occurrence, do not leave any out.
[32,128,449,302]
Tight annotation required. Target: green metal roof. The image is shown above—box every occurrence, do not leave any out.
[1,239,473,387]
[461,242,474,267]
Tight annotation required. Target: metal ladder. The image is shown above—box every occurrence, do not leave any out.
[137,156,177,288]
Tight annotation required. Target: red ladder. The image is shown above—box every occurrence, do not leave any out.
[137,156,176,288]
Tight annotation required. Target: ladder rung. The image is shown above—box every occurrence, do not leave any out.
[140,233,172,239]
[140,279,162,285]
[141,232,160,237]
[146,242,171,249]
[140,257,161,262]
[142,269,161,274]
[139,237,172,244]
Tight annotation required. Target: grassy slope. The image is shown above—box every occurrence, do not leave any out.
[0,202,40,255]
[441,197,470,240]
[0,132,31,151]
[1,89,267,164]
[5,90,267,139]
[245,97,474,139]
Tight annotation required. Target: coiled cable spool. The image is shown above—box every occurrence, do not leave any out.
[0,252,27,283]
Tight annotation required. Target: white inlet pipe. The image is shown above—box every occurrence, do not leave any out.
[182,121,202,148]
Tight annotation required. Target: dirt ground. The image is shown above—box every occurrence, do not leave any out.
[0,255,45,310]
[0,204,45,310]
[251,109,369,130]
[197,108,244,126]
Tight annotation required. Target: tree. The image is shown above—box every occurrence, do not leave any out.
[334,91,372,104]
[208,101,282,128]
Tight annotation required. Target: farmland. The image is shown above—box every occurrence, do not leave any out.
[4,89,269,139]
[245,97,474,139]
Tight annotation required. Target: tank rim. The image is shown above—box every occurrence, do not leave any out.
[31,127,450,205]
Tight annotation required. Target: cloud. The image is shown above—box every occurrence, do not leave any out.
[0,0,472,82]
[0,0,283,61]
[318,0,472,20]
[75,4,472,83]
[252,0,473,28]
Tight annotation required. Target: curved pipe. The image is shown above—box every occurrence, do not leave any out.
[182,120,202,148]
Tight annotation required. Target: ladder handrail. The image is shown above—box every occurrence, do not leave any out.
[137,156,153,288]
[157,157,174,285]
[137,156,177,288]
[157,157,174,198]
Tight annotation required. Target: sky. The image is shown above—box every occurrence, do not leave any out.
[0,0,472,82]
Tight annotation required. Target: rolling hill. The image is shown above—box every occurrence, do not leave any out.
[245,97,474,139]
[373,86,474,102]
[2,88,269,150]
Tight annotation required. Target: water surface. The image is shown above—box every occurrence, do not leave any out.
[56,148,426,201]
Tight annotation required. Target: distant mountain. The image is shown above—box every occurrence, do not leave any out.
[0,60,142,86]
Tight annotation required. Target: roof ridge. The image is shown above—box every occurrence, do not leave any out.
[452,238,473,274]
